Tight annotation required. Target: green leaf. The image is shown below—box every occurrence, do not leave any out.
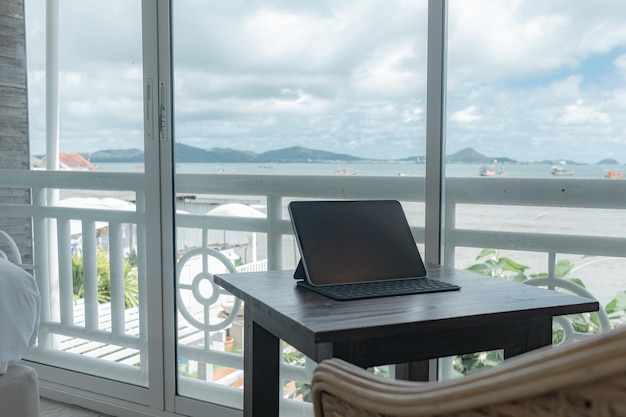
[475,248,497,260]
[466,264,490,275]
[605,291,626,314]
[511,272,528,283]
[555,259,574,278]
[499,257,529,273]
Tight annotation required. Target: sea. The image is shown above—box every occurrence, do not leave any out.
[94,161,625,310]
[97,161,620,179]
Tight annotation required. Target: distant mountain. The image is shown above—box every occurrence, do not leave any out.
[174,143,258,162]
[88,148,144,163]
[446,147,516,164]
[258,146,363,162]
[596,158,620,165]
[87,143,364,163]
[85,145,529,164]
[209,147,258,162]
[539,159,581,166]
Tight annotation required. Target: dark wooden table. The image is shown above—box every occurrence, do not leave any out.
[214,264,599,417]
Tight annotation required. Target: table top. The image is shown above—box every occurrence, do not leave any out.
[215,264,599,346]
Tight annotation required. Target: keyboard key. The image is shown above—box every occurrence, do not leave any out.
[298,278,460,300]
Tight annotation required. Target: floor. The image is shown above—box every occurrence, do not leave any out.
[40,397,114,417]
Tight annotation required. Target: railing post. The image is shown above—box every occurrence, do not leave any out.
[547,252,557,289]
[57,218,74,325]
[109,222,125,337]
[266,195,283,271]
[82,220,98,330]
[33,187,54,348]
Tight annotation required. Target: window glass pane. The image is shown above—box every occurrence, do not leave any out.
[21,0,148,387]
[445,1,626,343]
[172,0,427,409]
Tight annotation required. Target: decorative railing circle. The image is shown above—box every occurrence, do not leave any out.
[176,247,242,332]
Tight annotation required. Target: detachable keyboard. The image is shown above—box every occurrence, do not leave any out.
[297,277,460,301]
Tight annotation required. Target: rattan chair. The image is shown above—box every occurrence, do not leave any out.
[312,324,626,417]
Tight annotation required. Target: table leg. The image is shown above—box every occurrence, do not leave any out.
[395,360,432,381]
[244,308,281,417]
[504,317,552,359]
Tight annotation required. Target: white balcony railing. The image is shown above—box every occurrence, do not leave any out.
[0,169,624,412]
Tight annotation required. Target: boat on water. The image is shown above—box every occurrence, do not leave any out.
[551,164,574,176]
[479,165,506,177]
[336,168,357,175]
[604,168,623,179]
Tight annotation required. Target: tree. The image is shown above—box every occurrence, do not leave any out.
[72,248,139,308]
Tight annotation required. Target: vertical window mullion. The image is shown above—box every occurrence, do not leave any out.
[424,0,448,265]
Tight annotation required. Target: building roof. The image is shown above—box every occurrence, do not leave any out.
[32,153,97,170]
[59,153,96,170]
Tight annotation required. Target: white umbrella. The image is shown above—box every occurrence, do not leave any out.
[207,204,266,262]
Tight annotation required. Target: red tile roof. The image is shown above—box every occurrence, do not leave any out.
[59,153,96,170]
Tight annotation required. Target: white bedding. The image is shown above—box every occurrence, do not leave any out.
[0,258,40,374]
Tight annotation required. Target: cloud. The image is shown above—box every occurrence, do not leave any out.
[168,0,429,157]
[23,0,626,163]
[549,75,583,98]
[450,106,483,123]
[448,0,626,82]
[445,1,626,163]
[613,89,626,109]
[616,54,626,78]
[403,106,423,123]
[558,99,611,125]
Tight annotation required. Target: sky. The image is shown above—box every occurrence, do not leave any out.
[24,0,626,164]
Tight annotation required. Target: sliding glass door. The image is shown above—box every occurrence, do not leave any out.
[442,0,626,376]
[170,0,428,413]
[20,0,171,410]
[444,0,626,306]
[18,0,433,415]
